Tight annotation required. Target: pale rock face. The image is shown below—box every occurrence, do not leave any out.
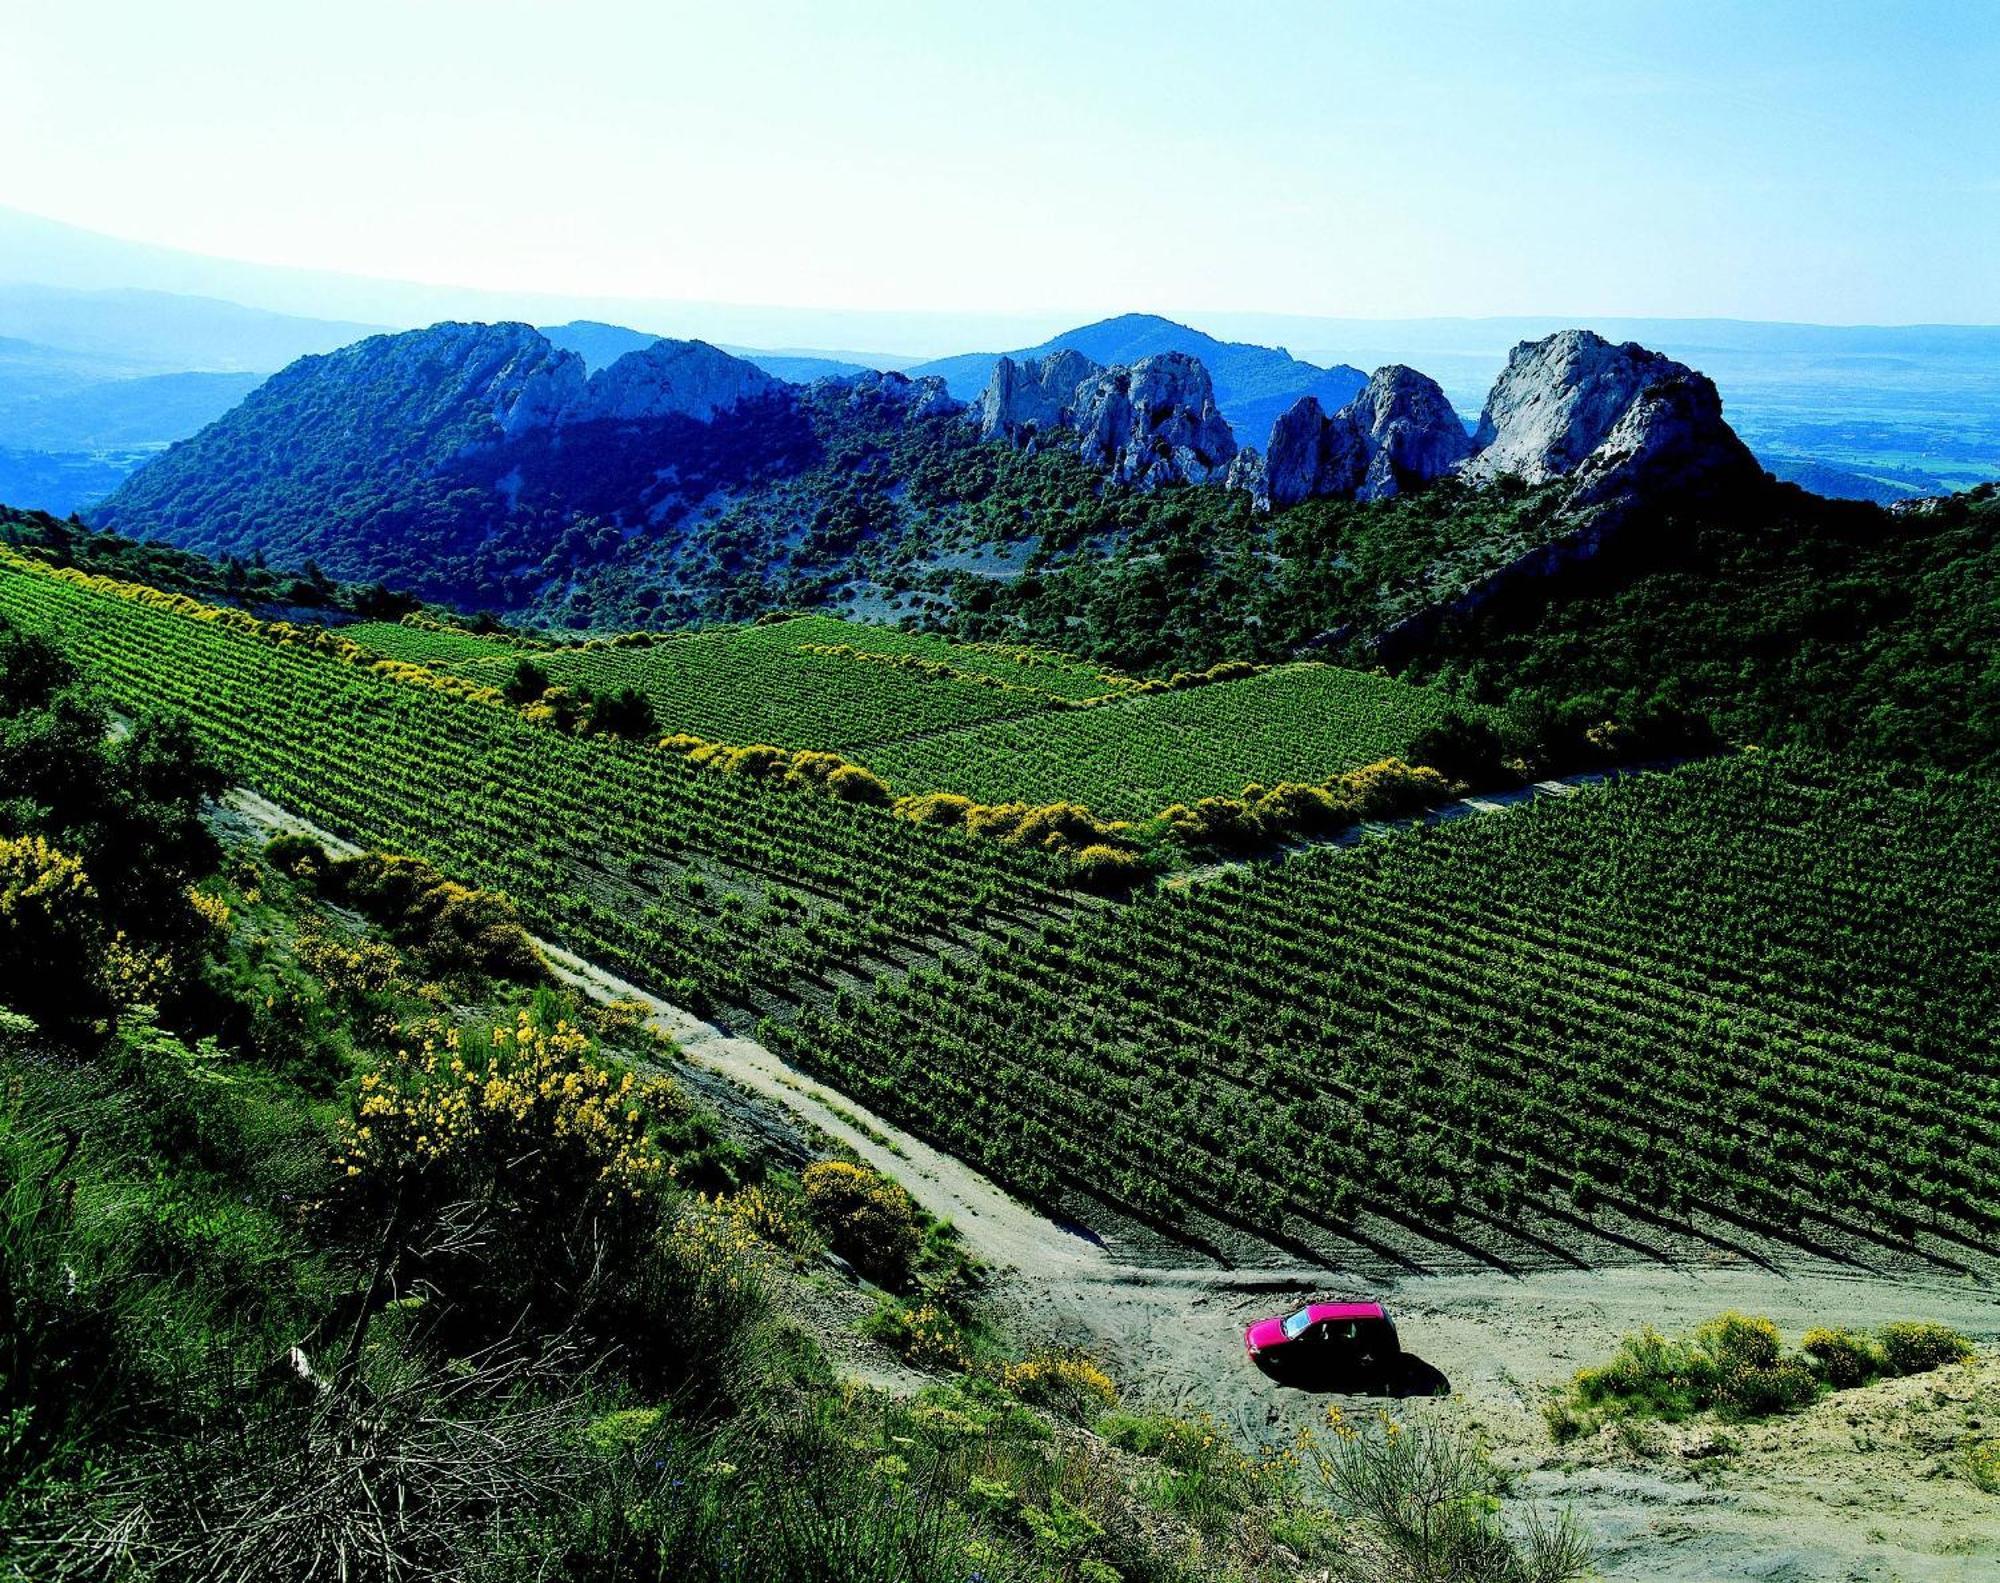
[1253,366,1467,509]
[1461,330,1688,484]
[563,338,781,425]
[1343,365,1475,501]
[840,369,963,420]
[1257,395,1362,509]
[1224,446,1267,499]
[418,322,588,439]
[1069,351,1238,488]
[972,348,1103,442]
[1566,367,1761,513]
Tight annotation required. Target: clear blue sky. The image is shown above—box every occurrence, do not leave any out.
[4,0,1995,323]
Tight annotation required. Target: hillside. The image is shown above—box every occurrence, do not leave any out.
[91,322,816,603]
[4,481,1997,1583]
[910,311,1370,449]
[85,320,1771,660]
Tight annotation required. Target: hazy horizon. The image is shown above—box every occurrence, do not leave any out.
[5,1,1996,333]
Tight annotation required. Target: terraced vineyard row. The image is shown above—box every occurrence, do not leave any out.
[350,613,1112,752]
[339,619,543,666]
[342,614,1465,816]
[863,663,1470,818]
[765,751,2000,1260]
[0,557,1066,1021]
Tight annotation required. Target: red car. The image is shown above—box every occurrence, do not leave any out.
[1244,1301,1401,1382]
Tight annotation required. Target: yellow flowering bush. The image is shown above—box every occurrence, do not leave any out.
[187,888,232,933]
[997,1354,1118,1420]
[719,1183,819,1255]
[800,1160,921,1287]
[333,1007,679,1343]
[864,1298,972,1373]
[338,1008,669,1206]
[294,928,403,998]
[0,834,105,1025]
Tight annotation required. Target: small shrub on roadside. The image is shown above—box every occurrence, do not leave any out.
[799,1159,921,1287]
[996,1353,1117,1421]
[861,1295,973,1372]
[1877,1320,1973,1376]
[1312,1410,1592,1583]
[1801,1326,1880,1389]
[1966,1438,2000,1495]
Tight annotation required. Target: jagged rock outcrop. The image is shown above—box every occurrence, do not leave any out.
[1254,395,1360,509]
[970,348,1235,488]
[1069,353,1238,488]
[1461,330,1689,484]
[1243,332,1756,523]
[562,338,779,425]
[1565,364,1760,513]
[1251,366,1470,509]
[1224,446,1266,497]
[832,369,963,420]
[973,348,1102,442]
[1344,365,1476,500]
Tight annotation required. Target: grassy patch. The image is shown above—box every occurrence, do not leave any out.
[1548,1312,1978,1440]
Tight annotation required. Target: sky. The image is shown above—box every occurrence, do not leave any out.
[3,0,1997,326]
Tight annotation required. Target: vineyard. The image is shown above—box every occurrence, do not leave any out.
[345,614,1122,751]
[863,663,1469,818]
[10,551,1994,1273]
[766,750,2000,1266]
[0,554,1070,1024]
[339,613,1463,816]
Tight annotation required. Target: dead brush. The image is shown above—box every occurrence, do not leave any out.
[33,1340,586,1583]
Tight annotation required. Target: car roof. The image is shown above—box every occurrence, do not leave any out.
[1306,1302,1388,1322]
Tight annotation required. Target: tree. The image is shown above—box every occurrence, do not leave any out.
[504,658,552,706]
[583,684,658,740]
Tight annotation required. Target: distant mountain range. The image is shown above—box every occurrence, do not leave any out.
[0,202,1995,516]
[85,314,1768,648]
[539,320,888,386]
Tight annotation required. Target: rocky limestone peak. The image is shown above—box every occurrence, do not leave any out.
[836,369,964,420]
[1461,329,1689,484]
[1069,351,1238,489]
[1565,365,1761,514]
[1249,366,1468,510]
[972,347,1103,442]
[317,320,589,442]
[564,338,781,425]
[1344,365,1475,501]
[1255,394,1363,510]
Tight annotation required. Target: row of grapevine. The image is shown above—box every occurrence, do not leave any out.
[0,557,1069,1028]
[862,664,1470,818]
[763,751,2000,1259]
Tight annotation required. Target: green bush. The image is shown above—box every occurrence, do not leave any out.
[1801,1326,1880,1389]
[1694,1311,1782,1372]
[1557,1312,1977,1438]
[1713,1356,1818,1418]
[1877,1321,1973,1376]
